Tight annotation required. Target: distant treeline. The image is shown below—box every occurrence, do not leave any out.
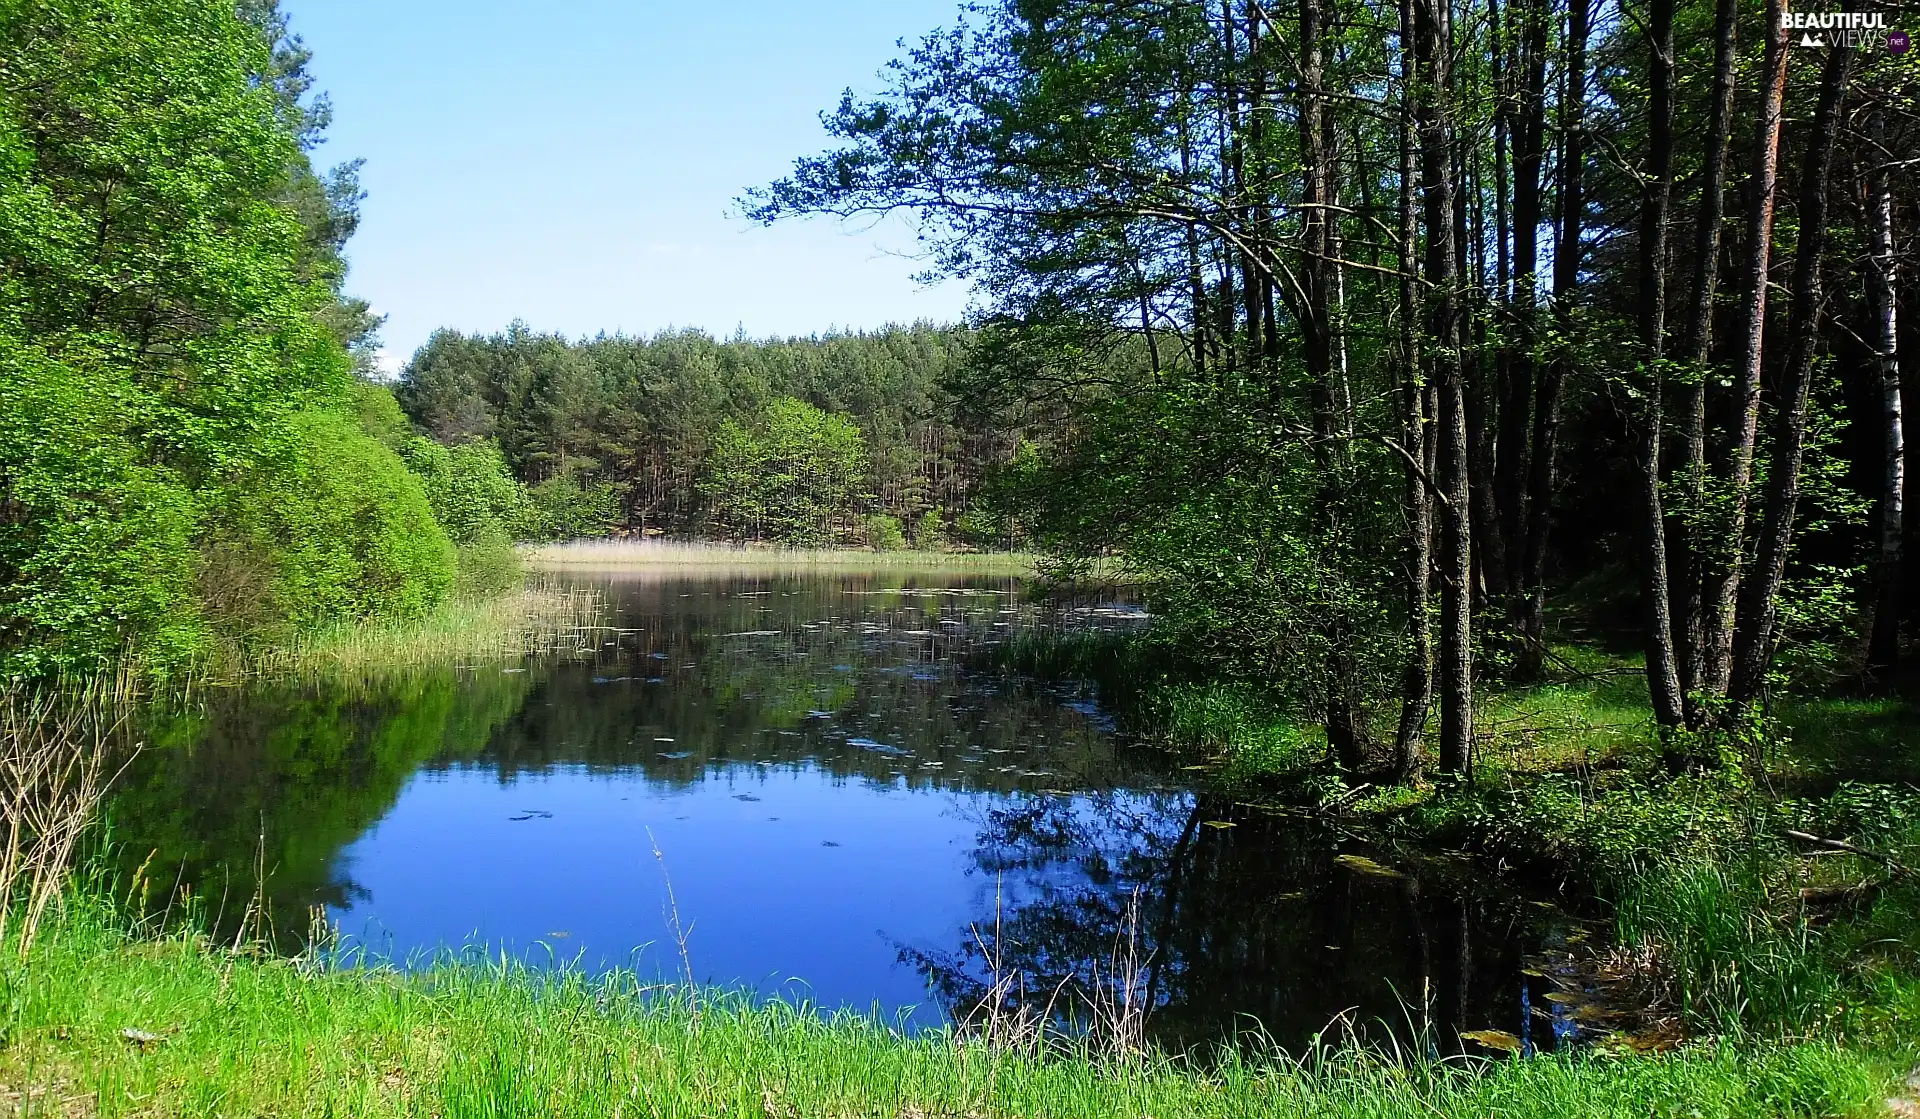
[395,324,1028,548]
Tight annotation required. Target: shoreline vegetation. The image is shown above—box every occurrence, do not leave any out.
[2,903,1913,1119]
[1,604,1915,1116]
[525,538,1036,573]
[225,579,610,680]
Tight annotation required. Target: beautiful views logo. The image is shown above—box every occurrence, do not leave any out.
[1781,9,1907,49]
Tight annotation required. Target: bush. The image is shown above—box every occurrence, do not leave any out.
[0,343,207,676]
[455,525,523,599]
[207,411,456,637]
[529,472,621,540]
[912,509,945,550]
[401,437,539,545]
[866,514,906,551]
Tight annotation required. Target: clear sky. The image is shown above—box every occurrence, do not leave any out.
[283,0,974,372]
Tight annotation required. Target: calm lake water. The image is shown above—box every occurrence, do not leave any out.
[110,568,1588,1053]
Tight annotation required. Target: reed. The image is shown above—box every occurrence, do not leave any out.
[525,537,1036,573]
[0,683,126,956]
[232,580,608,679]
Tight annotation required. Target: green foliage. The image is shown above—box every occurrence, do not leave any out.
[454,525,522,598]
[528,471,620,541]
[396,324,1024,544]
[699,397,868,545]
[400,437,537,546]
[996,364,1407,750]
[205,411,456,637]
[867,513,907,551]
[0,0,464,672]
[0,342,204,676]
[352,381,415,449]
[0,0,432,675]
[912,508,946,549]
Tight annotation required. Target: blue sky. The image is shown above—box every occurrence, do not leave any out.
[284,1,975,371]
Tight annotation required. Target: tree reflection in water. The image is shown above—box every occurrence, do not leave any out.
[906,789,1571,1055]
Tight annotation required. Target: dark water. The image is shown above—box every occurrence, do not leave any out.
[109,569,1589,1053]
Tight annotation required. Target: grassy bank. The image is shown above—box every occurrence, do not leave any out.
[2,902,1915,1118]
[526,538,1035,574]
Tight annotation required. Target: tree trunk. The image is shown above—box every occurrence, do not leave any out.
[1296,0,1364,771]
[1503,0,1547,613]
[1728,44,1853,709]
[1702,0,1790,699]
[1393,0,1431,779]
[1671,0,1739,723]
[1867,109,1905,683]
[1416,0,1471,775]
[1635,0,1686,731]
[1516,0,1585,678]
[1489,0,1529,601]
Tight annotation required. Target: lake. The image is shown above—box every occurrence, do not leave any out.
[108,567,1589,1054]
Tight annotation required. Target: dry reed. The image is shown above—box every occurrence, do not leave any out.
[0,683,128,956]
[525,538,1034,573]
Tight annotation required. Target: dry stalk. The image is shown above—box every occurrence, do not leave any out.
[1084,886,1153,1060]
[647,827,701,1031]
[0,682,132,955]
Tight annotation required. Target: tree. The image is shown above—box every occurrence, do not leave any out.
[0,0,456,673]
[699,398,868,545]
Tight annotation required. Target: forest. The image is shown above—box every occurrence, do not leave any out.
[3,0,1920,1114]
[748,0,1918,773]
[393,323,1028,547]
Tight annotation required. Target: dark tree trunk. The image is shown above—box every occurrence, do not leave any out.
[1703,0,1790,700]
[1296,0,1364,770]
[1503,0,1547,614]
[1635,0,1686,731]
[1516,0,1585,678]
[1867,109,1905,684]
[1672,0,1739,721]
[1728,45,1853,709]
[1489,0,1529,601]
[1416,0,1471,775]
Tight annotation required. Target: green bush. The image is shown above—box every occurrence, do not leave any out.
[866,513,906,551]
[529,472,621,540]
[0,342,207,676]
[401,437,539,545]
[207,411,456,637]
[353,381,415,450]
[912,508,945,550]
[455,525,523,599]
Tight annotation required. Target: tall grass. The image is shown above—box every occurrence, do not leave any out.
[1614,862,1842,1037]
[231,580,607,678]
[526,537,1035,573]
[3,902,1908,1119]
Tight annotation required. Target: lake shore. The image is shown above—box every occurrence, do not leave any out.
[7,903,1914,1119]
[524,538,1036,573]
